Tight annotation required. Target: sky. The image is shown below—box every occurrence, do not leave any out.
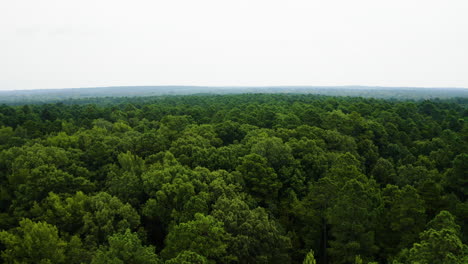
[1,0,467,90]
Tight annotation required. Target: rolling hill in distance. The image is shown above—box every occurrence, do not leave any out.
[1,86,467,104]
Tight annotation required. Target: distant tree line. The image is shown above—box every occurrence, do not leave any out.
[1,86,467,104]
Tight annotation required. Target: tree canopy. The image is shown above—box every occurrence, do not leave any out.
[0,93,466,263]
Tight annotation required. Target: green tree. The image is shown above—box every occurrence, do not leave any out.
[81,192,141,246]
[0,218,67,264]
[11,164,93,216]
[303,250,317,264]
[0,144,93,215]
[377,185,426,259]
[250,136,295,171]
[31,191,140,247]
[444,153,468,199]
[142,153,210,228]
[105,151,146,206]
[211,196,291,263]
[371,158,396,185]
[161,213,231,263]
[293,176,339,263]
[287,138,327,181]
[404,211,467,264]
[326,179,380,264]
[236,153,282,204]
[91,229,161,264]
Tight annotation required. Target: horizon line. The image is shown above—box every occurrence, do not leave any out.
[1,84,468,92]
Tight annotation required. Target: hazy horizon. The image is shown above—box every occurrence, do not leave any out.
[1,1,468,90]
[1,84,468,92]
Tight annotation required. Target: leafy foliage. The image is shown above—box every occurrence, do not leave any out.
[0,93,466,263]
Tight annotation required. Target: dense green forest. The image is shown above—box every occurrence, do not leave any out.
[0,94,466,264]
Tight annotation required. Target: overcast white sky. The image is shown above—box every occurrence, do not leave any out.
[1,0,467,90]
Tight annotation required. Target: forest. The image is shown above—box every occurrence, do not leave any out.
[0,93,466,264]
[1,86,467,104]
